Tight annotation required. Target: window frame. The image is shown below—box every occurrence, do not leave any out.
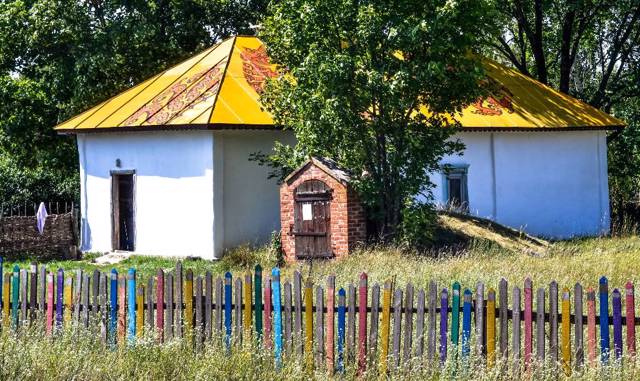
[441,164,469,211]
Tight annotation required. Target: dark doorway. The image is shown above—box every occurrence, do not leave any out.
[293,180,331,258]
[112,173,135,251]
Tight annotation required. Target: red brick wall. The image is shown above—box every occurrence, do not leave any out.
[280,163,366,261]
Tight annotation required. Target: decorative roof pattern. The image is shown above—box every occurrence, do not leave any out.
[55,36,624,132]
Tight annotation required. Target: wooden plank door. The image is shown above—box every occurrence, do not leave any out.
[293,180,331,258]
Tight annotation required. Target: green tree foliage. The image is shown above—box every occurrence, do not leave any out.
[0,0,265,206]
[488,0,640,230]
[259,0,493,243]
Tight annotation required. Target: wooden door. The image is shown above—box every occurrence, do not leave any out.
[293,180,331,258]
[111,173,135,251]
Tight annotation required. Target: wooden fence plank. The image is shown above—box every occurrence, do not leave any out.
[100,273,107,343]
[175,262,183,339]
[475,282,485,357]
[136,285,144,338]
[499,278,508,359]
[215,277,223,334]
[224,272,232,350]
[205,272,213,342]
[127,269,136,340]
[82,273,90,328]
[536,288,545,362]
[146,276,154,331]
[524,278,533,367]
[264,275,273,350]
[195,276,203,351]
[39,264,46,317]
[304,279,313,371]
[358,273,368,375]
[549,281,558,365]
[462,289,472,359]
[20,269,27,325]
[273,269,283,367]
[338,288,346,374]
[2,272,10,327]
[165,273,174,341]
[109,270,118,341]
[326,275,335,374]
[574,283,584,370]
[73,270,82,324]
[440,288,449,365]
[284,281,293,354]
[315,285,324,368]
[402,283,413,366]
[185,270,194,344]
[45,272,53,335]
[392,288,403,369]
[369,283,380,364]
[586,288,596,365]
[347,284,356,361]
[293,270,302,354]
[428,281,437,363]
[117,275,126,344]
[451,282,461,349]
[486,288,496,368]
[65,275,73,329]
[599,277,610,364]
[56,269,64,329]
[512,286,521,367]
[156,269,164,343]
[92,270,100,326]
[561,288,571,375]
[234,278,242,345]
[244,273,252,341]
[255,265,263,340]
[625,281,635,357]
[29,263,37,323]
[379,280,391,374]
[11,266,19,328]
[415,288,426,359]
[612,288,622,360]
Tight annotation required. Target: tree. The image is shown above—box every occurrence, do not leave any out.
[0,0,266,205]
[259,0,492,243]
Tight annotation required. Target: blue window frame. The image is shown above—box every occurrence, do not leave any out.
[441,164,469,211]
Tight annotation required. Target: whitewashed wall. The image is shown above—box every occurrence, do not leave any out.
[78,129,295,259]
[430,130,610,238]
[77,131,215,258]
[214,130,296,254]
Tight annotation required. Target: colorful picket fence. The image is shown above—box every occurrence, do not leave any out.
[0,259,638,375]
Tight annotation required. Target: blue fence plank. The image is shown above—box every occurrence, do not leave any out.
[599,276,610,364]
[127,268,136,342]
[56,268,64,328]
[612,288,622,360]
[462,289,472,359]
[440,289,449,364]
[224,272,232,351]
[337,288,346,373]
[110,269,118,344]
[272,268,283,368]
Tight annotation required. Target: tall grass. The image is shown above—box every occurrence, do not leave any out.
[1,324,639,380]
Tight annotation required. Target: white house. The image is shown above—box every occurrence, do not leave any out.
[55,36,625,259]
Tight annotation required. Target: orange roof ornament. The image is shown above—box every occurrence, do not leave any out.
[55,36,625,133]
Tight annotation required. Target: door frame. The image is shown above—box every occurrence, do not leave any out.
[110,169,136,251]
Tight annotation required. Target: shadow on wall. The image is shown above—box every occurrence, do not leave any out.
[81,218,92,252]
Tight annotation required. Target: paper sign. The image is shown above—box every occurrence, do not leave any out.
[302,203,313,221]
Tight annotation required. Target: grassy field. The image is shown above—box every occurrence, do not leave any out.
[4,235,640,292]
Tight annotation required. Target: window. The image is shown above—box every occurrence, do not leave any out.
[442,165,469,211]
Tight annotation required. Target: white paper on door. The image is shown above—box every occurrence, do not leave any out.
[302,203,313,220]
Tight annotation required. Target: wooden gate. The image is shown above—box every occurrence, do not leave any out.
[293,180,331,258]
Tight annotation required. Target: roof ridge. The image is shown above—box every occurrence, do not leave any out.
[206,36,238,125]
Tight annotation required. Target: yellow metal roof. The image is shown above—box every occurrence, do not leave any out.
[55,36,624,132]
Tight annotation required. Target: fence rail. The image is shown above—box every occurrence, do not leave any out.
[0,260,637,375]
